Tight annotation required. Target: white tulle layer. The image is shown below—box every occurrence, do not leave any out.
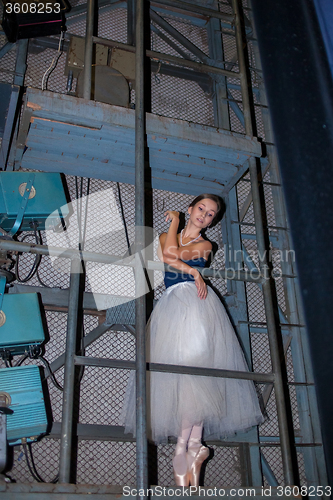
[120,282,264,443]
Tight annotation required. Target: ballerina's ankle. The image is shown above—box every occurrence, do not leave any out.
[175,436,188,456]
[187,438,202,467]
[187,439,209,487]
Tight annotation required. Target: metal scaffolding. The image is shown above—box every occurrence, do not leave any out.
[0,0,328,494]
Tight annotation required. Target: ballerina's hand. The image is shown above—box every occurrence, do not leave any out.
[193,271,208,300]
[164,210,180,223]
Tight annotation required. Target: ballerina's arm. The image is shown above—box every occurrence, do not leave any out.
[157,215,211,300]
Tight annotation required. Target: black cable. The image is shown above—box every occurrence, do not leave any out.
[23,443,59,484]
[14,354,28,367]
[75,321,86,386]
[14,222,64,288]
[3,356,12,368]
[38,355,63,392]
[15,229,41,282]
[117,182,131,254]
[12,345,63,391]
[116,183,153,294]
[34,230,53,288]
[35,229,66,289]
[36,266,52,288]
[15,351,63,391]
[28,443,59,484]
[22,443,43,482]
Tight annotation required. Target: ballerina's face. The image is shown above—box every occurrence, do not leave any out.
[188,198,218,229]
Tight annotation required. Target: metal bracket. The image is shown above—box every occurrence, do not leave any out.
[8,173,35,236]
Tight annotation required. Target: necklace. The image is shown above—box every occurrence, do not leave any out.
[180,229,201,246]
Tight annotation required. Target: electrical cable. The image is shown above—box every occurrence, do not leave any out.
[35,230,54,288]
[15,225,57,287]
[116,183,153,293]
[35,228,66,289]
[14,347,64,391]
[36,266,53,288]
[2,355,12,368]
[75,322,86,387]
[28,443,59,483]
[22,443,43,482]
[14,354,28,367]
[117,182,131,254]
[41,31,64,91]
[12,212,66,286]
[15,228,41,282]
[38,355,64,392]
[23,443,59,483]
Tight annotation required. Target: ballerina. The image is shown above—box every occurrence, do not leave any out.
[120,194,264,487]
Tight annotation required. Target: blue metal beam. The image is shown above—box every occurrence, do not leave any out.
[0,85,20,170]
[13,39,28,87]
[0,42,14,59]
[0,38,27,170]
[16,89,262,191]
[223,186,263,485]
[207,17,230,130]
[261,453,279,486]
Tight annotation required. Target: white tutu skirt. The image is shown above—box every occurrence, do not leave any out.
[120,282,264,443]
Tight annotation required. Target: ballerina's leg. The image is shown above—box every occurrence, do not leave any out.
[187,423,209,487]
[187,423,203,468]
[173,423,208,487]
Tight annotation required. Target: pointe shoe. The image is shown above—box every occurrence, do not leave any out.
[173,454,189,486]
[173,438,189,487]
[187,439,209,487]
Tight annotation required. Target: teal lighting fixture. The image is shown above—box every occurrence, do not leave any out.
[0,172,71,235]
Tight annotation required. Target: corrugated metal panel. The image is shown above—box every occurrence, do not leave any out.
[0,293,45,355]
[0,365,48,443]
[17,89,262,195]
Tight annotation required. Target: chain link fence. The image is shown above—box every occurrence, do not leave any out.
[0,3,266,134]
[1,174,307,486]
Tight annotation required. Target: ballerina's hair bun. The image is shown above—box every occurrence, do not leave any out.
[189,194,225,226]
